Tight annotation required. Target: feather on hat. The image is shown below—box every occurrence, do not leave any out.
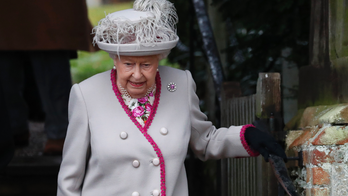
[92,0,179,57]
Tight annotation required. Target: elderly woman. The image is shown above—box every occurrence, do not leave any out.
[57,0,286,196]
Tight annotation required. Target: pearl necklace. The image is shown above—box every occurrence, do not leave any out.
[117,83,156,99]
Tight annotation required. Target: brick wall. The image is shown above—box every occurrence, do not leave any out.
[286,104,348,196]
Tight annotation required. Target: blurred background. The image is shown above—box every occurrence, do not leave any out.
[1,0,316,195]
[3,0,348,195]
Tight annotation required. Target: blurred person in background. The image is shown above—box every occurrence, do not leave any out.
[0,0,95,155]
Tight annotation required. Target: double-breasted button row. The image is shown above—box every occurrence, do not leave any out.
[131,190,160,196]
[132,158,160,168]
[120,127,168,140]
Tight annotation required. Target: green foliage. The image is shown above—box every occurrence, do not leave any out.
[70,51,113,83]
[167,0,310,95]
[212,0,310,94]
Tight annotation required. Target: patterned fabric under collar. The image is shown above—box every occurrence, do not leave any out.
[121,87,156,127]
[110,69,167,196]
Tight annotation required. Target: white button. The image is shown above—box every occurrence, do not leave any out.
[152,189,160,196]
[132,191,140,196]
[120,132,128,139]
[160,127,168,135]
[132,160,140,168]
[152,158,160,166]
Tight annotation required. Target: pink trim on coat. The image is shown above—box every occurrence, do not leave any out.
[110,69,167,196]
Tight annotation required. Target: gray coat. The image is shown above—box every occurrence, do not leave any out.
[57,66,251,196]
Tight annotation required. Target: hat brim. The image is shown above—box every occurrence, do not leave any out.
[97,37,179,56]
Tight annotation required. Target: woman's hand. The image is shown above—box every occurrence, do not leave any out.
[244,125,287,162]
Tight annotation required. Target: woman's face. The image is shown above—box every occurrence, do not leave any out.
[114,55,159,98]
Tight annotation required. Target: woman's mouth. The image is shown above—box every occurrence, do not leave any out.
[129,81,145,88]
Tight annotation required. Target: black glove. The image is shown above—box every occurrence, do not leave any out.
[244,126,287,162]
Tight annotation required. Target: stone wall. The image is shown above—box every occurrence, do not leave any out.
[286,104,348,196]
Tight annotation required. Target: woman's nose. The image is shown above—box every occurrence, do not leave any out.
[132,65,142,79]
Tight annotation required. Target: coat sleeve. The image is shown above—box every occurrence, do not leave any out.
[186,70,257,161]
[57,84,91,196]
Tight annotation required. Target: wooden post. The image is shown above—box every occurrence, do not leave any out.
[256,73,283,140]
[309,0,330,68]
[298,0,348,109]
[256,73,282,196]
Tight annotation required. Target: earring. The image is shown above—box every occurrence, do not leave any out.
[113,66,116,70]
[157,68,159,72]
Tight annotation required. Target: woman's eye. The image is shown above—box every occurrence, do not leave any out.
[142,64,151,67]
[124,63,132,66]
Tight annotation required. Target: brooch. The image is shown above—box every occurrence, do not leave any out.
[167,82,177,92]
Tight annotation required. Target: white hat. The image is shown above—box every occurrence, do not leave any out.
[93,0,179,57]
